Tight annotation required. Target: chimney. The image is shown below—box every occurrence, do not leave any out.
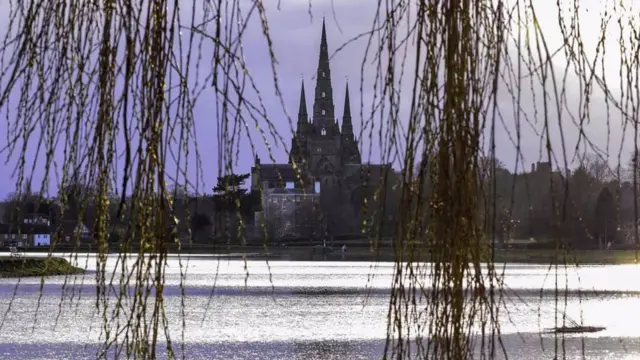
[531,163,535,173]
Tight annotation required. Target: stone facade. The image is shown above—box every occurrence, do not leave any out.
[254,188,320,239]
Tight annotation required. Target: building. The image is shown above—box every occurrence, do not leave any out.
[255,188,321,239]
[59,220,93,244]
[0,223,51,248]
[251,19,397,237]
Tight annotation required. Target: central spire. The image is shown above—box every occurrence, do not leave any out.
[312,17,335,130]
[341,81,353,135]
[319,17,329,64]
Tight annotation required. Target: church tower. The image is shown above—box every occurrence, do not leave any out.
[308,18,342,178]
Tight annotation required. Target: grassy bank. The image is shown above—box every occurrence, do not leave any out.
[201,247,640,264]
[173,246,640,264]
[15,244,640,264]
[0,257,85,278]
[490,249,640,265]
[195,246,640,264]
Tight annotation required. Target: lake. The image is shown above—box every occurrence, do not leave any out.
[1,253,640,359]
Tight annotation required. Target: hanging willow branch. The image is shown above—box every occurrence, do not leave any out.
[364,1,635,359]
[0,1,288,359]
[0,0,636,359]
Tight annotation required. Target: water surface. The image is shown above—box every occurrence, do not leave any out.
[1,253,639,359]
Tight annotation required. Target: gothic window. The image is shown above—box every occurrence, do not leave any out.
[322,109,326,115]
[321,128,326,136]
[322,71,325,77]
[322,91,325,98]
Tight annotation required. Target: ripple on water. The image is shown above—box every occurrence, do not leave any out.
[1,256,640,359]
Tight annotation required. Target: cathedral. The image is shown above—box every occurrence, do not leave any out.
[288,19,362,176]
[251,19,395,236]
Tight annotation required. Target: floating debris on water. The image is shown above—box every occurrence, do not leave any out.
[546,326,606,334]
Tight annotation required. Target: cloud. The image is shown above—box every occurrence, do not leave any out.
[491,0,640,173]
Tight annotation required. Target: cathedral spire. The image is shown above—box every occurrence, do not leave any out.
[312,17,335,128]
[298,79,307,123]
[320,17,328,62]
[341,81,353,135]
[291,79,307,165]
[340,80,361,164]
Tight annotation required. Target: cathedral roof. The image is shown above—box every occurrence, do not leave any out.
[253,163,298,180]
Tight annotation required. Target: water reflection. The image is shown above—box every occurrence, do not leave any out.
[0,255,640,359]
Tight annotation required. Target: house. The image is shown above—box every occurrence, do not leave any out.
[0,223,52,248]
[57,220,93,243]
[0,223,29,247]
[33,233,51,246]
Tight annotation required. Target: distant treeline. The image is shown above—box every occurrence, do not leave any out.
[0,174,260,245]
[2,151,639,249]
[472,152,638,249]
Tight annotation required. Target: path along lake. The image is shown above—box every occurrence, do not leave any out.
[1,253,640,359]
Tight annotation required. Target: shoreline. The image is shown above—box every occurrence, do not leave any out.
[11,246,640,264]
[175,247,640,264]
[0,257,85,278]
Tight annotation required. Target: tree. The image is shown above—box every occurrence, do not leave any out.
[213,174,250,195]
[189,212,212,243]
[565,165,595,248]
[477,155,507,179]
[2,192,54,226]
[628,150,640,184]
[168,184,191,199]
[2,192,24,225]
[582,153,612,184]
[211,173,254,241]
[56,181,99,225]
[212,173,250,211]
[190,212,211,232]
[525,166,566,243]
[6,2,628,359]
[477,155,513,244]
[593,187,617,249]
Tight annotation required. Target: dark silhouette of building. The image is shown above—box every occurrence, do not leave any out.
[251,19,396,236]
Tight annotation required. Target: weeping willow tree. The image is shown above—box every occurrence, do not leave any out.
[0,0,636,359]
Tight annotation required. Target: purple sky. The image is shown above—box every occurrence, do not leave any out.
[0,1,635,198]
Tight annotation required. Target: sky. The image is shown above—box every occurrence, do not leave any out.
[0,0,637,198]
